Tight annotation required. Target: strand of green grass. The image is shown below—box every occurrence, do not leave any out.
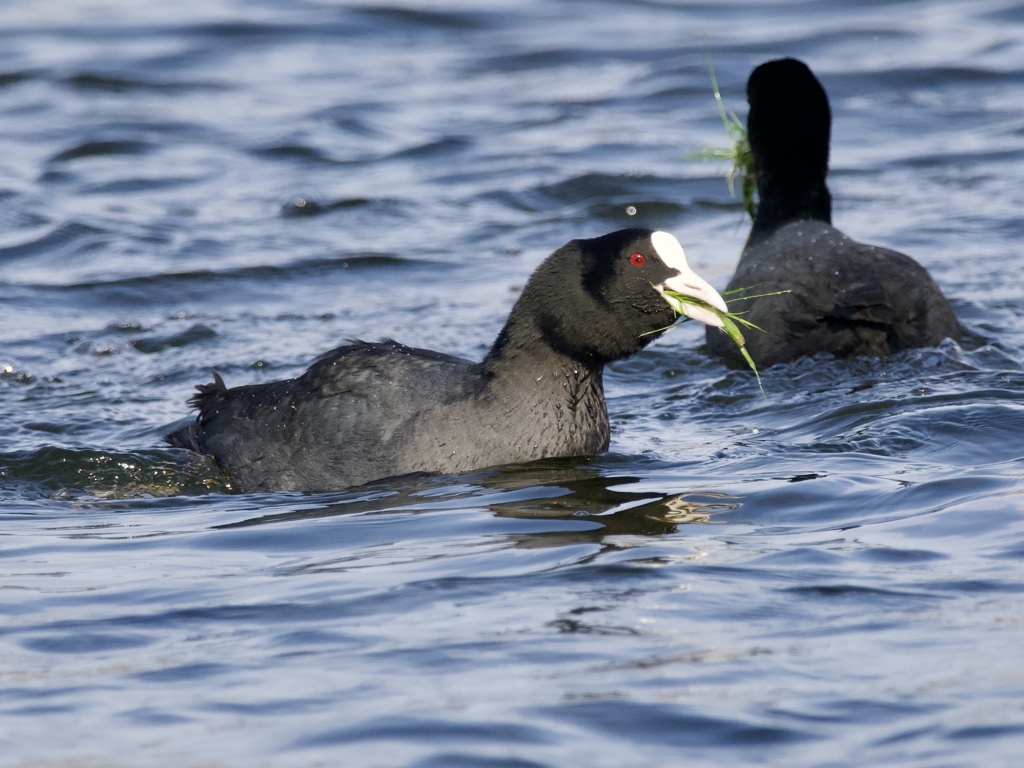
[686,53,757,219]
[655,287,791,398]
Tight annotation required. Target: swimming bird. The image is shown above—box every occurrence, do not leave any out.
[706,57,960,368]
[168,228,727,493]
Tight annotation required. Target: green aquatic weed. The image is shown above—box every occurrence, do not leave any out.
[655,286,791,397]
[687,56,757,220]
[657,287,762,393]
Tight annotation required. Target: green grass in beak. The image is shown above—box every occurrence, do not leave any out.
[685,56,757,220]
[656,286,791,397]
[657,287,762,393]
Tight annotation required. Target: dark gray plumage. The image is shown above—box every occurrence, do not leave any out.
[168,228,726,492]
[706,57,960,368]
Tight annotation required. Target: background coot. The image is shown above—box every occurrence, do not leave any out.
[706,57,961,368]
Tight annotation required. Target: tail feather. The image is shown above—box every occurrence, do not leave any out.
[167,370,229,452]
[188,369,227,409]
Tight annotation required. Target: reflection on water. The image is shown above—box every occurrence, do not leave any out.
[213,460,742,541]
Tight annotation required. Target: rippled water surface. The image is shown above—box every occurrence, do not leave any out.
[3,1,1024,765]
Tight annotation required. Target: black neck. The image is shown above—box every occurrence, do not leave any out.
[749,176,832,242]
[479,322,609,454]
[482,316,604,392]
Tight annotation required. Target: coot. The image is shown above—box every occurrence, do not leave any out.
[706,57,960,368]
[168,228,727,492]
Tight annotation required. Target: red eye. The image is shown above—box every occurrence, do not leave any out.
[630,252,646,266]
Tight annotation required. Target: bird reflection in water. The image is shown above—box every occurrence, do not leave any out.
[214,458,741,544]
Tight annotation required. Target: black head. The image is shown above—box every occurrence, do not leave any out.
[491,228,725,367]
[747,57,833,232]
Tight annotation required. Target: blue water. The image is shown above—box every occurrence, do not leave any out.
[2,1,1024,765]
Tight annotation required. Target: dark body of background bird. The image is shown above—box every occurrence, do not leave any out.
[706,57,961,369]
